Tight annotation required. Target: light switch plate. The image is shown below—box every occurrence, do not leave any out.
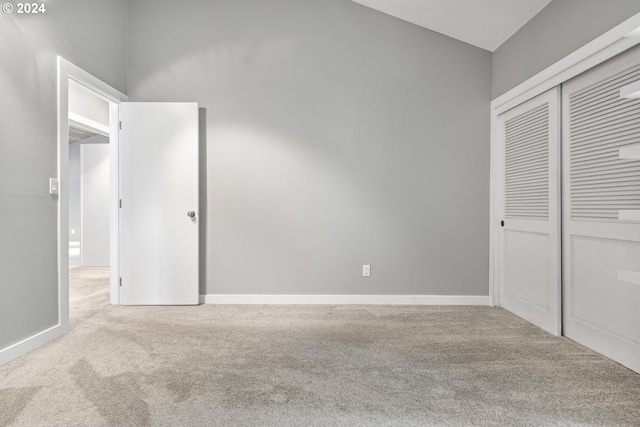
[363,264,371,277]
[49,178,59,195]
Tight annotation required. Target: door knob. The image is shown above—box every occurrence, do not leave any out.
[187,211,196,218]
[501,220,505,227]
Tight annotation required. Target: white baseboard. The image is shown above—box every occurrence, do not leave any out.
[199,294,489,305]
[0,323,66,367]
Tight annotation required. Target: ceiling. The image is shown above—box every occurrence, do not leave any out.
[350,0,553,52]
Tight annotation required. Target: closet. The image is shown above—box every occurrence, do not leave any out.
[498,45,640,373]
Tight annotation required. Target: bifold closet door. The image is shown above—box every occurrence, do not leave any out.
[499,87,561,335]
[562,45,640,373]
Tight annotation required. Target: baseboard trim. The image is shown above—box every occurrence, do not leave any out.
[0,323,66,367]
[199,294,489,305]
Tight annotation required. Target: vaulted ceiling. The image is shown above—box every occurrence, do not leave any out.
[351,0,553,51]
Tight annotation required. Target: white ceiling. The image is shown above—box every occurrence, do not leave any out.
[351,0,553,52]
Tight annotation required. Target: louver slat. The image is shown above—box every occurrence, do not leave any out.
[505,104,549,219]
[505,132,548,151]
[570,65,640,221]
[505,109,548,130]
[571,99,638,125]
[506,116,548,137]
[573,80,640,107]
[573,135,640,158]
[570,70,640,106]
[505,186,548,194]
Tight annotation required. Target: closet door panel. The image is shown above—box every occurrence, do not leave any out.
[562,45,640,373]
[570,236,640,339]
[499,87,561,335]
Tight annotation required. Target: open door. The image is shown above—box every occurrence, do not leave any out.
[119,102,199,305]
[498,88,561,335]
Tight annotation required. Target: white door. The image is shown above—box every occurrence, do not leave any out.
[119,102,199,305]
[499,88,561,335]
[562,46,640,373]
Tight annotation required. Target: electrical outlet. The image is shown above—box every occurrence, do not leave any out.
[363,264,371,277]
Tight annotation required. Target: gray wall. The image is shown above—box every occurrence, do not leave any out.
[69,142,81,242]
[0,0,127,350]
[128,0,492,296]
[81,142,110,267]
[69,136,109,243]
[493,0,640,99]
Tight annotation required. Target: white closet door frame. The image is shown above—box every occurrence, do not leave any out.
[489,12,640,307]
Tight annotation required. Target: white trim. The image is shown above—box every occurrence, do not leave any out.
[489,110,500,307]
[68,112,110,136]
[108,104,120,305]
[626,25,640,38]
[199,294,489,305]
[489,12,640,306]
[56,58,127,345]
[0,324,65,366]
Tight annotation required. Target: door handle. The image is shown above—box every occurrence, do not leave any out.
[501,220,505,227]
[187,211,196,218]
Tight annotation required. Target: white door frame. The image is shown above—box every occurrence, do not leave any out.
[489,13,640,307]
[57,57,128,329]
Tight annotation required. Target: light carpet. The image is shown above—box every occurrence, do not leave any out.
[1,267,639,426]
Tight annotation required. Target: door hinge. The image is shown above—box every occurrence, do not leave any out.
[119,199,122,208]
[119,277,122,287]
[119,121,122,130]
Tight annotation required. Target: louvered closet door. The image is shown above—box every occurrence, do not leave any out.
[562,46,640,373]
[499,87,561,335]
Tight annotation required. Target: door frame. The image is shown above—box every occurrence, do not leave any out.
[489,13,640,307]
[57,57,128,329]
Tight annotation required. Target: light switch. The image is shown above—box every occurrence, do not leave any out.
[363,264,371,277]
[49,178,59,195]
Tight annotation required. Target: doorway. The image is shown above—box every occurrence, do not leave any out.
[57,57,128,330]
[68,80,111,270]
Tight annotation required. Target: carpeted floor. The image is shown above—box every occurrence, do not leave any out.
[1,268,639,426]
